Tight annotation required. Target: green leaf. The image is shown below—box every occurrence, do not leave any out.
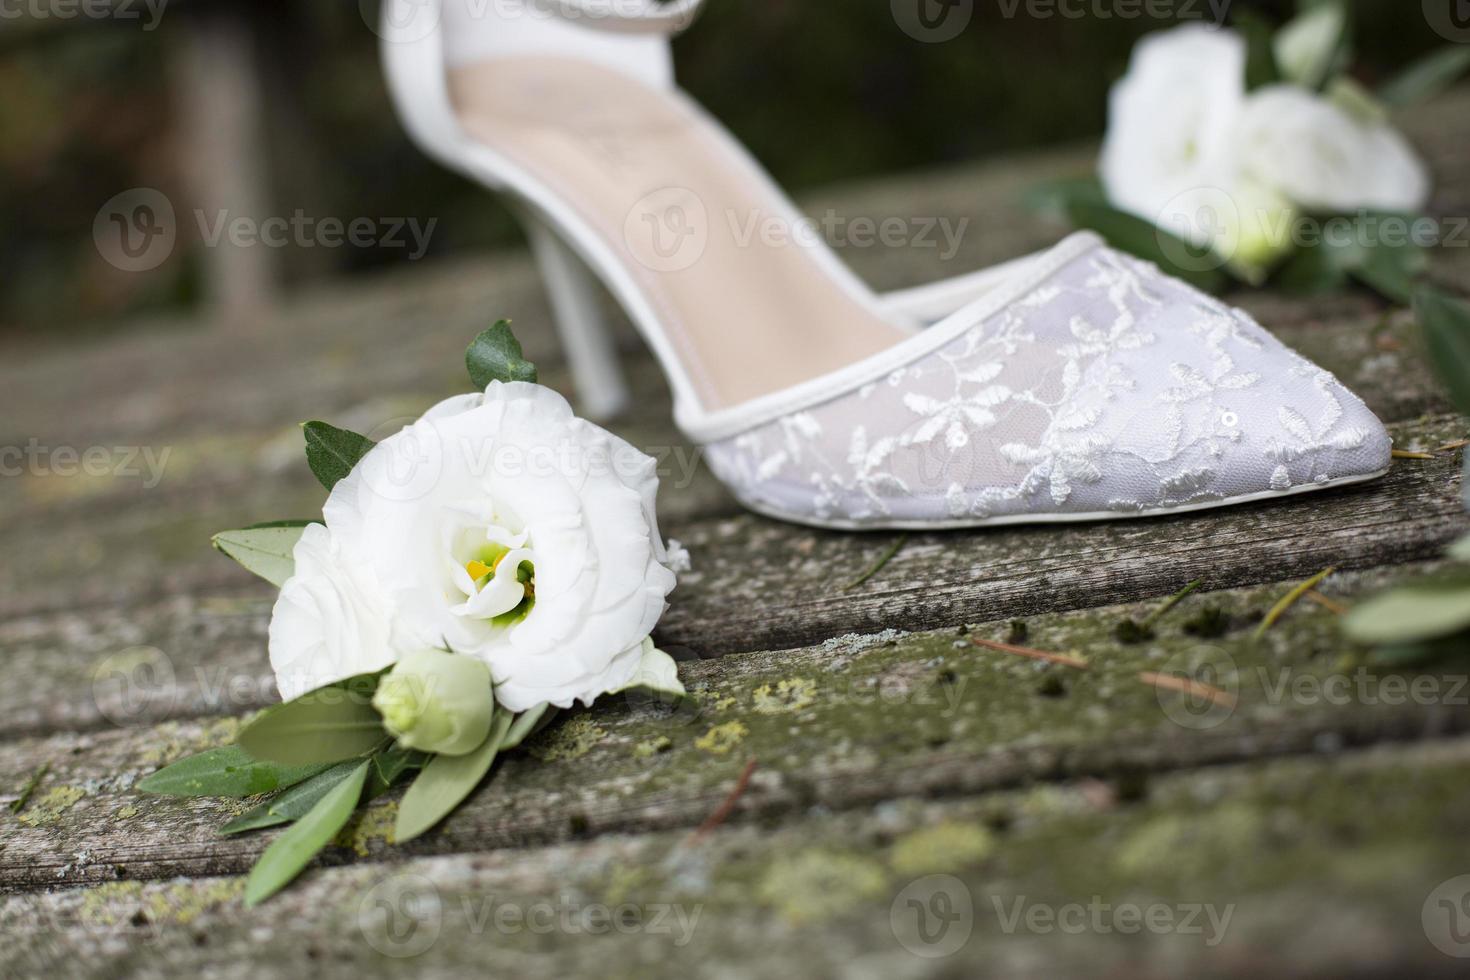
[137,746,332,799]
[395,712,513,843]
[211,525,311,588]
[302,421,375,491]
[364,745,429,798]
[244,760,369,906]
[1379,46,1470,109]
[497,704,548,751]
[238,674,388,767]
[219,759,365,835]
[1416,287,1470,417]
[1235,11,1280,91]
[1276,242,1350,295]
[466,320,538,389]
[1063,201,1228,294]
[1274,1,1348,91]
[1342,574,1470,646]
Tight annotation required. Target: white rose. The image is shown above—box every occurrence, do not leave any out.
[320,381,678,712]
[1233,85,1430,214]
[268,522,395,701]
[1100,24,1247,245]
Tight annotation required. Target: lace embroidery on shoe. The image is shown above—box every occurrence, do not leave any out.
[705,247,1388,526]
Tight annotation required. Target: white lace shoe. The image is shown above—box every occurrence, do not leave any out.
[380,0,1393,530]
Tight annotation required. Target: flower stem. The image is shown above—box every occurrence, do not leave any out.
[1255,567,1336,641]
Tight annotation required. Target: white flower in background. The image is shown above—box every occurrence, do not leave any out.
[1233,85,1430,214]
[314,381,679,712]
[1100,23,1432,279]
[268,523,394,701]
[1100,25,1247,247]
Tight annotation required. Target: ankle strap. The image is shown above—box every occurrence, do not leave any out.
[528,0,706,36]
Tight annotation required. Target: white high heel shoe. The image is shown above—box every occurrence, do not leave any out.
[380,0,1392,530]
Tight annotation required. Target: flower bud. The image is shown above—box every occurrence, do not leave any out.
[372,650,495,756]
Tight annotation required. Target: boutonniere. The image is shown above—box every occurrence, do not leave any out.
[1033,4,1470,315]
[138,322,687,904]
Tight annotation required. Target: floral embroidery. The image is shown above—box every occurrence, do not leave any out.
[704,246,1390,526]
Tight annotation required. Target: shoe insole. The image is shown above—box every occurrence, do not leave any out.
[448,57,910,411]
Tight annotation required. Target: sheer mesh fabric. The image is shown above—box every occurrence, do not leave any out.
[704,245,1391,527]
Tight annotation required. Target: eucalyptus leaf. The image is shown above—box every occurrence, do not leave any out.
[244,760,370,907]
[1063,201,1227,293]
[497,704,548,751]
[1341,574,1470,646]
[466,320,538,389]
[137,746,331,799]
[303,421,375,491]
[211,525,311,588]
[219,759,365,835]
[238,674,388,767]
[1379,46,1470,109]
[1416,287,1470,417]
[1274,1,1348,91]
[395,712,513,843]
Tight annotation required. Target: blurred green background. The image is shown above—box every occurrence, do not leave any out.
[0,0,1446,335]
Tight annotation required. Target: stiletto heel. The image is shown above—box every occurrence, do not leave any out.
[522,213,630,421]
[381,0,1392,529]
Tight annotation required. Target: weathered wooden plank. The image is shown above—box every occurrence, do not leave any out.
[659,413,1468,656]
[5,563,1469,890]
[7,737,1470,978]
[2,415,1464,738]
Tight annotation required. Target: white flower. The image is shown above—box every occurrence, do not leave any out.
[268,523,394,701]
[1233,85,1430,214]
[313,381,678,713]
[1100,25,1431,277]
[1100,25,1247,244]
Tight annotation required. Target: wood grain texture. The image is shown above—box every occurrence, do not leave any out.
[4,564,1467,890]
[8,738,1470,979]
[657,414,1469,657]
